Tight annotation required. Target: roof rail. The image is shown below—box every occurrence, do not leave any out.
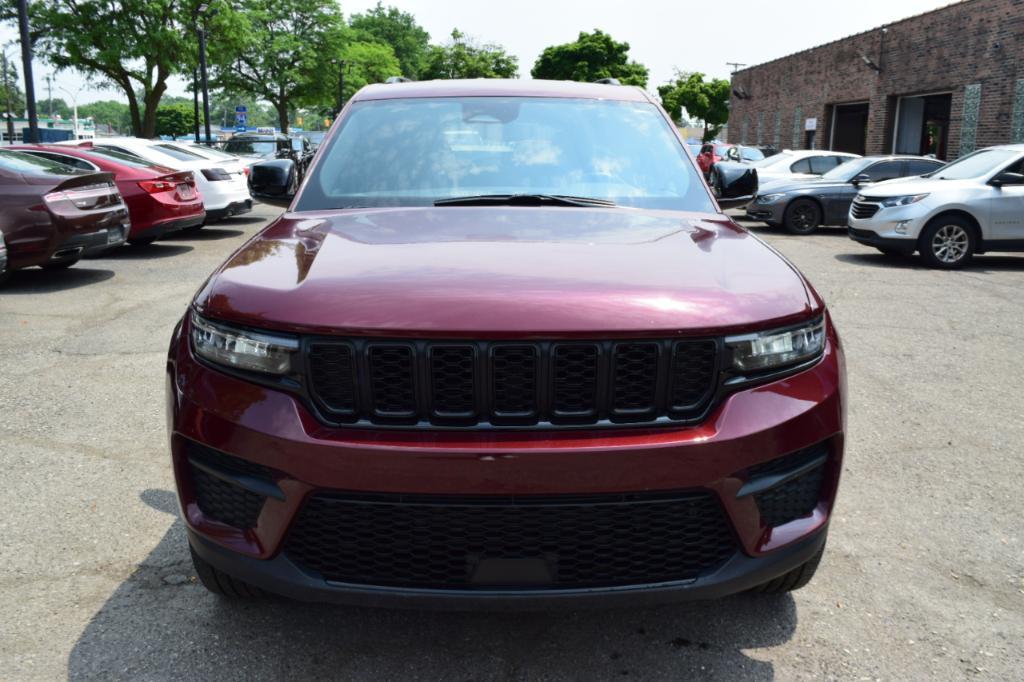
[384,76,413,84]
[593,77,621,85]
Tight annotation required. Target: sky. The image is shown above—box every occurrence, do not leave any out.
[0,0,956,107]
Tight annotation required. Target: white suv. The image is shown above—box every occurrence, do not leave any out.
[847,145,1024,268]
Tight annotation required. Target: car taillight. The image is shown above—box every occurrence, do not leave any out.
[43,184,115,208]
[138,179,177,194]
[243,166,251,176]
[201,167,232,181]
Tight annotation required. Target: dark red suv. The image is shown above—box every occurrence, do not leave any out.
[168,80,846,608]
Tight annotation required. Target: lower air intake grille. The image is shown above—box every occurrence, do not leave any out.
[190,465,265,529]
[751,447,828,528]
[284,490,738,590]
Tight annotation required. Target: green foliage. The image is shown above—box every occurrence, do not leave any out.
[341,41,402,102]
[155,102,193,137]
[531,30,648,87]
[658,72,730,142]
[77,100,133,133]
[25,0,200,137]
[420,29,518,80]
[349,2,429,79]
[207,0,347,133]
[0,61,25,116]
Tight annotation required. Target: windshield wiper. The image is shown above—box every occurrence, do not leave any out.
[434,193,617,208]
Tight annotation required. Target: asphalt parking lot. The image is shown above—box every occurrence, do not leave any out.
[1,203,1022,680]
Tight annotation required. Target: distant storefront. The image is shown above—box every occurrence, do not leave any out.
[726,0,1024,160]
[0,116,96,144]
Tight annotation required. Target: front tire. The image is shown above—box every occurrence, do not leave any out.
[751,542,825,594]
[783,199,821,235]
[919,217,975,269]
[190,545,263,598]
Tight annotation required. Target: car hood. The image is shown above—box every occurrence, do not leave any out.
[855,176,969,196]
[757,170,817,183]
[195,207,819,336]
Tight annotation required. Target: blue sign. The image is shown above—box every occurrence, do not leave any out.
[235,105,247,113]
[235,125,247,133]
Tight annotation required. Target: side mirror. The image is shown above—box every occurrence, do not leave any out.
[248,159,297,208]
[851,173,872,186]
[991,171,1024,187]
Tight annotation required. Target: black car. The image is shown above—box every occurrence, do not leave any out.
[745,155,945,234]
[224,133,314,176]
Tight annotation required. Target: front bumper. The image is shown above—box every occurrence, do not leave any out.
[168,318,846,607]
[847,227,917,254]
[745,200,786,224]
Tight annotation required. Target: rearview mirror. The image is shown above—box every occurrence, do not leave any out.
[851,173,871,186]
[990,171,1024,187]
[248,159,297,208]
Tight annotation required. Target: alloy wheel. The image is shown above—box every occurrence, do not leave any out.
[931,224,970,264]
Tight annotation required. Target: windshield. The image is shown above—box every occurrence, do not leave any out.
[932,149,1020,179]
[740,147,765,161]
[298,97,714,212]
[225,139,276,155]
[821,157,875,182]
[153,143,208,161]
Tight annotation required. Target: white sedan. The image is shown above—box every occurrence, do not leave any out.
[752,150,861,185]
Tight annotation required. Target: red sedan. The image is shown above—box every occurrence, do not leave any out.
[11,144,204,245]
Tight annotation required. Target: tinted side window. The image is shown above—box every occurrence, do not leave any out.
[790,158,811,173]
[864,160,905,181]
[808,156,838,174]
[906,159,942,176]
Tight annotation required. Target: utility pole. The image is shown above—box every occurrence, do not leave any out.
[336,60,348,118]
[16,0,38,143]
[192,69,200,143]
[1,51,14,145]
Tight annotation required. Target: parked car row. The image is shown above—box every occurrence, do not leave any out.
[737,144,1024,269]
[0,139,257,285]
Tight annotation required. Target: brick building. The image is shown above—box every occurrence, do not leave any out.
[726,0,1024,160]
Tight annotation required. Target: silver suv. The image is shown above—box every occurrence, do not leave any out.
[847,145,1024,268]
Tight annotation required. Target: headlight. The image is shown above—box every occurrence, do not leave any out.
[190,311,298,375]
[879,193,928,208]
[726,318,825,372]
[757,193,785,204]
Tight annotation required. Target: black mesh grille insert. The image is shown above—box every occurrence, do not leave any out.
[284,491,738,589]
[306,338,720,428]
[190,465,265,528]
[368,345,416,416]
[669,340,718,409]
[751,447,828,528]
[308,344,356,414]
[491,345,538,418]
[612,343,659,414]
[551,345,599,416]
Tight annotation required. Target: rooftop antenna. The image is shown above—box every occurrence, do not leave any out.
[726,62,746,73]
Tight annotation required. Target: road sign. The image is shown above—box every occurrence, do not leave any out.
[235,105,248,114]
[235,125,247,133]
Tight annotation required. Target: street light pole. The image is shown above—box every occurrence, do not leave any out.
[16,0,38,143]
[58,85,82,140]
[195,3,216,145]
[192,68,200,143]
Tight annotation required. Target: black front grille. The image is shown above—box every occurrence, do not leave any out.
[850,198,881,219]
[284,491,737,589]
[306,338,719,428]
[751,447,828,528]
[186,443,272,529]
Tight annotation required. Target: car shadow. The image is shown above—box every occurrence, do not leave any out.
[1,267,115,294]
[164,227,245,241]
[835,251,1024,272]
[96,243,195,260]
[744,224,852,238]
[215,215,269,225]
[67,489,799,680]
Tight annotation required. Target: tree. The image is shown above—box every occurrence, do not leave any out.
[0,61,25,117]
[531,30,648,87]
[78,100,133,133]
[155,102,193,137]
[23,0,201,137]
[658,72,730,142]
[208,0,347,133]
[340,41,401,102]
[421,29,518,80]
[349,3,429,79]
